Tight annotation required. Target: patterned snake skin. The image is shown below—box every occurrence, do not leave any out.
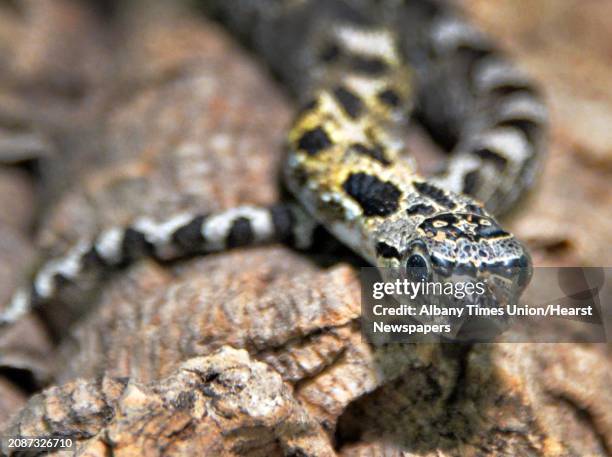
[0,0,547,328]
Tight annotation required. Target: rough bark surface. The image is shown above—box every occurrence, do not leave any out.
[338,343,612,456]
[0,1,610,456]
[3,347,337,456]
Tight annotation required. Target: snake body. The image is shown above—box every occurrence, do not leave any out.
[0,0,547,327]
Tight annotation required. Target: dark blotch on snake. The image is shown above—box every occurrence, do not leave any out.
[406,203,435,216]
[226,217,255,248]
[474,147,508,171]
[333,86,363,119]
[319,42,341,62]
[122,228,153,261]
[376,242,401,259]
[413,181,457,209]
[377,88,401,107]
[463,170,480,195]
[297,127,332,155]
[173,215,207,251]
[351,143,390,165]
[343,172,401,217]
[349,55,389,75]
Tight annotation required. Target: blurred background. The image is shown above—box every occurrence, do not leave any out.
[0,1,610,455]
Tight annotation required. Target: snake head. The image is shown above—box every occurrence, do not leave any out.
[376,211,532,339]
[414,212,531,287]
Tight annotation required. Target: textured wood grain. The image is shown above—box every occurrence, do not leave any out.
[0,1,610,456]
[337,343,611,456]
[3,347,336,456]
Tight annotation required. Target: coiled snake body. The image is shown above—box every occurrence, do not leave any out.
[1,0,547,328]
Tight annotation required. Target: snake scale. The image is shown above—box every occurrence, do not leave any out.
[0,0,547,328]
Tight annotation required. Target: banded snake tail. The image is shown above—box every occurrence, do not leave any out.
[1,0,546,330]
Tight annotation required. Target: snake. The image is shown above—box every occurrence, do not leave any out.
[0,0,547,330]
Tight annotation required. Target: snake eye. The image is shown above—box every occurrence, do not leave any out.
[405,254,429,282]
